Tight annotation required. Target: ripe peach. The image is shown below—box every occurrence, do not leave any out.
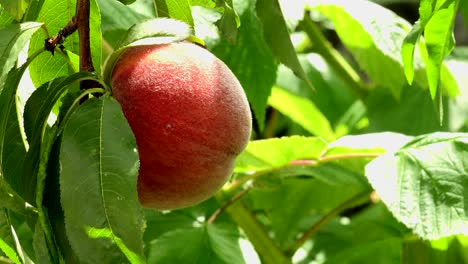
[111,42,252,210]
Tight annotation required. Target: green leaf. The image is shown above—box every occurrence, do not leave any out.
[22,0,47,22]
[461,0,468,28]
[366,132,468,239]
[22,72,98,204]
[402,21,423,85]
[147,224,245,264]
[365,84,445,135]
[302,203,407,264]
[117,0,136,5]
[0,0,28,21]
[33,222,53,264]
[97,0,154,33]
[117,18,192,48]
[102,18,192,85]
[325,132,412,156]
[60,96,144,263]
[206,224,245,264]
[2,77,27,194]
[268,86,335,141]
[276,54,355,126]
[155,0,194,26]
[419,0,435,27]
[43,138,80,263]
[248,167,370,247]
[256,0,313,90]
[424,1,457,99]
[0,64,31,200]
[234,136,327,173]
[307,0,421,99]
[212,0,278,129]
[0,210,21,264]
[0,180,36,216]
[28,0,101,87]
[0,6,15,27]
[0,22,42,92]
[215,0,240,43]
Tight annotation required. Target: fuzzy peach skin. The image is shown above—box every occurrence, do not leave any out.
[111,42,252,210]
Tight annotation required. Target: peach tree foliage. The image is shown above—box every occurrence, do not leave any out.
[0,0,468,263]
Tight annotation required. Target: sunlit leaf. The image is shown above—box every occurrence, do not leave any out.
[235,136,327,173]
[424,1,457,99]
[307,0,418,99]
[155,0,194,26]
[0,22,42,93]
[28,0,101,87]
[366,132,468,239]
[268,86,335,141]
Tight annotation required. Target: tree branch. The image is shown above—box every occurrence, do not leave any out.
[45,0,98,92]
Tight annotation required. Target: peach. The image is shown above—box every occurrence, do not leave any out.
[111,42,252,210]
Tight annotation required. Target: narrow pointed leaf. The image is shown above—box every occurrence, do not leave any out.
[154,0,194,26]
[402,21,422,85]
[256,0,314,90]
[0,210,21,264]
[212,0,277,129]
[424,2,457,99]
[0,22,42,92]
[0,64,30,199]
[60,96,144,263]
[22,72,98,204]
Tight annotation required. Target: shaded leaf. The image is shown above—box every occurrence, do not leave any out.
[2,79,27,194]
[0,210,21,264]
[60,96,144,263]
[0,180,36,216]
[33,222,53,264]
[147,224,245,264]
[0,0,28,21]
[248,166,370,247]
[22,72,98,204]
[256,0,313,90]
[299,203,408,264]
[0,64,31,200]
[365,84,445,135]
[461,0,468,28]
[0,6,15,27]
[215,0,240,43]
[366,132,468,239]
[212,0,277,129]
[97,0,154,33]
